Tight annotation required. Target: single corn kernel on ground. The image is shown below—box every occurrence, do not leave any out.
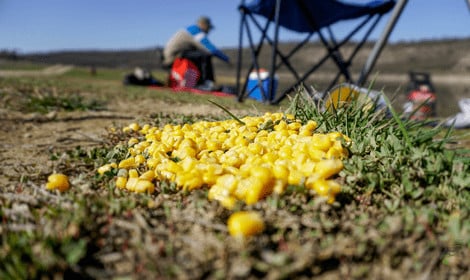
[45,173,70,192]
[227,211,265,237]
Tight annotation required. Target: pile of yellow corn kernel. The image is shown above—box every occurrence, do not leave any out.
[100,113,350,208]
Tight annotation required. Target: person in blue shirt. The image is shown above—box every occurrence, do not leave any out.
[163,16,230,88]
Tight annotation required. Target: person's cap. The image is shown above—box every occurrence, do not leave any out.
[198,16,214,31]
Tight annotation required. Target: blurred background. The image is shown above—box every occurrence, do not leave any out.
[1,0,469,117]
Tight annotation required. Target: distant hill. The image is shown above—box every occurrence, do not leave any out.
[6,38,470,75]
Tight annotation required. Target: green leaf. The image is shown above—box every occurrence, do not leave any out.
[61,239,87,264]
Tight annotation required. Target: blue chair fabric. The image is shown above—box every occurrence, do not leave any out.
[236,0,396,104]
[244,0,394,32]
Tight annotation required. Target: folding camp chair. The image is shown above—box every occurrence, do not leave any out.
[236,0,407,104]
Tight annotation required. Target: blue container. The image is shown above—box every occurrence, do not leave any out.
[246,70,278,102]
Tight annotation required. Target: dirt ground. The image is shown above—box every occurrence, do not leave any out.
[1,66,469,278]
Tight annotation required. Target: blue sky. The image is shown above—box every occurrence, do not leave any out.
[1,0,469,54]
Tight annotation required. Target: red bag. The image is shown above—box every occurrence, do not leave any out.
[168,58,200,88]
[407,89,436,120]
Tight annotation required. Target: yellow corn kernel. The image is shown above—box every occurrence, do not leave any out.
[245,177,273,205]
[250,166,273,185]
[128,147,137,157]
[216,174,238,191]
[128,122,140,132]
[118,157,136,169]
[128,169,139,178]
[272,164,289,180]
[293,152,308,166]
[326,146,347,159]
[287,121,302,131]
[311,134,332,151]
[305,120,318,130]
[179,138,197,148]
[278,146,293,159]
[285,113,295,120]
[115,176,127,189]
[128,137,139,146]
[227,211,265,237]
[135,179,155,193]
[159,170,176,181]
[206,140,221,151]
[274,120,288,131]
[208,186,237,209]
[146,158,160,169]
[175,170,203,190]
[208,184,228,201]
[314,159,344,179]
[165,160,183,174]
[45,173,70,192]
[134,154,146,165]
[197,164,218,186]
[273,179,287,194]
[327,132,344,141]
[175,146,197,160]
[97,163,117,175]
[220,196,237,210]
[178,157,195,172]
[287,169,303,186]
[298,129,312,136]
[306,179,341,203]
[313,179,341,204]
[200,164,223,185]
[247,142,264,155]
[326,180,341,196]
[139,170,155,181]
[125,177,138,191]
[313,179,329,197]
[300,160,316,175]
[308,149,326,162]
[233,178,250,201]
[140,124,151,134]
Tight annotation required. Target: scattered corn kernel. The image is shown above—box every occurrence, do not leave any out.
[97,163,117,175]
[134,179,155,193]
[227,211,265,237]
[118,157,136,169]
[139,170,155,181]
[314,159,344,179]
[128,122,140,131]
[45,173,70,192]
[115,176,127,189]
[128,169,139,178]
[128,137,139,146]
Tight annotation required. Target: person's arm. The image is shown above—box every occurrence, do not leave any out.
[198,36,230,63]
[187,25,230,63]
